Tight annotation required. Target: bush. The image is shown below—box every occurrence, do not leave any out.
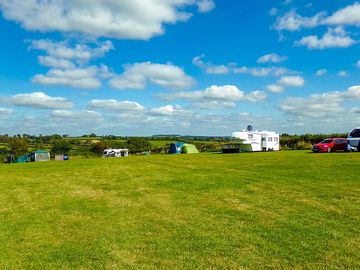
[52,140,72,154]
[8,138,28,157]
[294,141,313,150]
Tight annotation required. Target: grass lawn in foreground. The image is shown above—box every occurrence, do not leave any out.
[0,151,359,269]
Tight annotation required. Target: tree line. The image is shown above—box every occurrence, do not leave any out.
[0,133,351,161]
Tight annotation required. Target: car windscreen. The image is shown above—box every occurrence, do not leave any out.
[320,139,333,143]
[349,129,360,137]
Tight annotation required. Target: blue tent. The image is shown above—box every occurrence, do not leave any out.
[169,142,185,154]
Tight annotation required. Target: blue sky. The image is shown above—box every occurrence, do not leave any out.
[0,0,360,136]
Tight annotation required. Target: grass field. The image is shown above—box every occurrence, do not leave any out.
[0,151,359,269]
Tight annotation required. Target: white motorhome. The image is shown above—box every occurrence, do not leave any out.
[102,148,129,158]
[232,130,280,151]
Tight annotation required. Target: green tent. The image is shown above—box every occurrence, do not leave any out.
[181,143,199,154]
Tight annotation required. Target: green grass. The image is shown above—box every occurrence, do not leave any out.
[0,151,359,269]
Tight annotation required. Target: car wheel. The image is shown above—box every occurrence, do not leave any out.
[357,142,360,152]
[327,147,332,153]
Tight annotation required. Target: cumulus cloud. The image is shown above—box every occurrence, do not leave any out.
[51,110,102,121]
[325,2,360,26]
[30,39,113,64]
[0,0,214,40]
[195,101,236,110]
[32,66,102,89]
[0,108,13,116]
[278,76,305,87]
[197,0,215,13]
[295,27,356,50]
[233,66,290,77]
[280,85,360,118]
[257,53,287,64]
[194,55,292,77]
[338,70,349,77]
[88,99,145,112]
[315,69,327,76]
[150,105,191,116]
[157,85,267,103]
[30,39,114,89]
[192,55,230,74]
[267,84,285,93]
[109,62,195,90]
[274,9,326,31]
[10,92,73,109]
[274,3,360,50]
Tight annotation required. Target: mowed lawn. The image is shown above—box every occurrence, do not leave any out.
[0,151,359,269]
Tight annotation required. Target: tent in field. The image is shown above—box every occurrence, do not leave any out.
[29,150,50,162]
[181,143,199,154]
[169,142,185,154]
[169,142,199,154]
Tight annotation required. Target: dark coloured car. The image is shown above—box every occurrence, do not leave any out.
[312,138,349,153]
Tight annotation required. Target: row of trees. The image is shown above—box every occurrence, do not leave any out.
[0,133,352,160]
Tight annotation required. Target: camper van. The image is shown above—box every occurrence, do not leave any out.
[102,148,129,158]
[231,130,280,152]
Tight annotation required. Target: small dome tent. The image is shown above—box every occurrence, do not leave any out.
[181,143,199,154]
[169,142,199,154]
[169,142,185,154]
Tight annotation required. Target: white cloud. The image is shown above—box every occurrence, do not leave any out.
[233,66,290,77]
[38,56,76,69]
[0,0,212,40]
[278,76,305,87]
[356,60,360,69]
[280,85,360,118]
[197,0,215,13]
[192,55,230,74]
[338,70,349,77]
[315,69,327,76]
[0,108,13,116]
[10,92,73,109]
[194,55,293,77]
[30,40,114,89]
[295,27,356,50]
[257,53,287,64]
[157,85,266,103]
[325,2,360,26]
[89,99,145,112]
[109,62,195,90]
[245,91,267,102]
[269,8,278,16]
[195,101,236,110]
[267,84,285,93]
[30,40,113,64]
[274,9,326,31]
[274,3,360,33]
[150,105,191,116]
[51,110,102,121]
[32,66,101,89]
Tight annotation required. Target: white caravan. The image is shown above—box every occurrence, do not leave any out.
[232,130,280,151]
[102,148,129,158]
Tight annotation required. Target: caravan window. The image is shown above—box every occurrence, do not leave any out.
[268,137,273,141]
[274,137,278,141]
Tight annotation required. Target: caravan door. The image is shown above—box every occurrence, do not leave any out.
[261,135,267,151]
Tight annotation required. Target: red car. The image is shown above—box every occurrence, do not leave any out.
[312,138,349,153]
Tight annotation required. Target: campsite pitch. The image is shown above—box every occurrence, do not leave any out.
[0,151,359,269]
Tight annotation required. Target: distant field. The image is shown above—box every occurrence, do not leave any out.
[0,151,359,269]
